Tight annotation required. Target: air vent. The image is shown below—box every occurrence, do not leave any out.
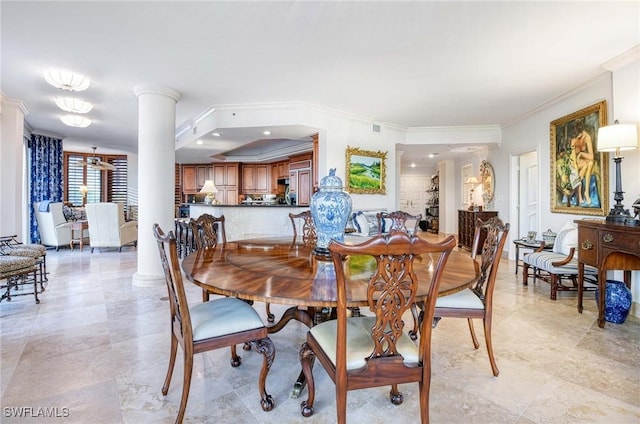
[372,124,381,133]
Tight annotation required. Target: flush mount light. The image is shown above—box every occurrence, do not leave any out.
[61,114,92,128]
[196,139,204,145]
[428,153,438,158]
[263,130,271,135]
[54,97,93,113]
[212,132,221,137]
[44,69,91,91]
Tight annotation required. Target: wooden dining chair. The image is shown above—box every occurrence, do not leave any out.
[190,214,227,302]
[153,224,275,424]
[434,216,509,377]
[376,210,421,235]
[264,210,317,323]
[190,213,227,250]
[289,210,317,245]
[375,211,423,340]
[299,231,456,424]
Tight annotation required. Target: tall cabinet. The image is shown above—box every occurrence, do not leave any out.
[458,210,498,253]
[425,173,439,233]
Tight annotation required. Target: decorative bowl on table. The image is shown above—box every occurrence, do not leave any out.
[542,228,557,246]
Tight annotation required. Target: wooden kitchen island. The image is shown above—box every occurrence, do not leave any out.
[190,204,306,241]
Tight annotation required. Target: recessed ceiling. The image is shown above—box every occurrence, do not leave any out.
[2,1,638,168]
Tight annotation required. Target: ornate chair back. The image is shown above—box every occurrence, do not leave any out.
[376,210,421,235]
[289,210,317,245]
[299,231,456,423]
[190,214,226,250]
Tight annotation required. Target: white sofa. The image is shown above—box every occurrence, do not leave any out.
[33,201,72,250]
[85,203,138,252]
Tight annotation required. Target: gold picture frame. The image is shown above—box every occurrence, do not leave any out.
[345,146,387,194]
[550,100,608,215]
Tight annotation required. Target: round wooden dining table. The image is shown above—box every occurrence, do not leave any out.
[181,236,477,327]
[181,235,477,396]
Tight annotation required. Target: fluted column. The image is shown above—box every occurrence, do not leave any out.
[132,85,180,287]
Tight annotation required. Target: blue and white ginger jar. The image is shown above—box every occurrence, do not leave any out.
[310,168,352,256]
[595,280,633,324]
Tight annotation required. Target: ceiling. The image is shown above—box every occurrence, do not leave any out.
[2,1,639,169]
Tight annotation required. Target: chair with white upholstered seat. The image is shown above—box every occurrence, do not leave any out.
[433,216,509,377]
[153,224,275,424]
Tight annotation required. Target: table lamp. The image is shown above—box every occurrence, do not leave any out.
[465,176,480,210]
[79,185,89,205]
[200,180,218,205]
[597,120,638,223]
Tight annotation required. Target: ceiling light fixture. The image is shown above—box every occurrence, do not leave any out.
[263,130,271,135]
[54,97,93,113]
[61,114,92,128]
[196,139,204,145]
[44,69,91,91]
[212,132,221,137]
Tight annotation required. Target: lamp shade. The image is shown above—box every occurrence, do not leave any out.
[597,123,638,152]
[200,180,218,193]
[465,176,480,184]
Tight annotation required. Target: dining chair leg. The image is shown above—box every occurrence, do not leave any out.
[466,318,480,349]
[418,378,430,424]
[230,345,241,367]
[162,334,178,395]
[299,342,316,417]
[336,382,347,424]
[177,348,194,424]
[252,337,276,411]
[201,289,209,302]
[408,303,420,340]
[390,384,402,405]
[483,317,499,377]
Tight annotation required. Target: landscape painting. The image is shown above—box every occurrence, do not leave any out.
[345,146,387,194]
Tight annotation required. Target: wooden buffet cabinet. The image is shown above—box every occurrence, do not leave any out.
[575,219,640,328]
[458,210,499,254]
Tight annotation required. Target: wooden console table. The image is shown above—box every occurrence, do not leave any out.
[575,219,640,328]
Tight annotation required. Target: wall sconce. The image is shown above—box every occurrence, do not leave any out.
[597,120,638,224]
[200,180,218,205]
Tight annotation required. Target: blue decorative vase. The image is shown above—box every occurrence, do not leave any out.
[310,168,352,257]
[595,280,632,324]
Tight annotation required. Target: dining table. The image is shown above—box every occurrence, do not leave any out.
[181,235,478,396]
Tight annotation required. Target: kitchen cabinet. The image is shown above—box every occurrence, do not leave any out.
[289,158,312,206]
[458,210,498,253]
[241,164,270,193]
[182,166,197,192]
[213,164,238,187]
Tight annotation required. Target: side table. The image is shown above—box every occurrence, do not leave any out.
[513,239,552,274]
[70,220,89,252]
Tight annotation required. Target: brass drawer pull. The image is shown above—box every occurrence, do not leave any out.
[603,233,614,243]
[581,240,593,250]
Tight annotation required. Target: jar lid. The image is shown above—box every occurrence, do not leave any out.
[319,168,343,189]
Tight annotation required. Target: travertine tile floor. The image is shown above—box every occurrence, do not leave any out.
[1,238,639,423]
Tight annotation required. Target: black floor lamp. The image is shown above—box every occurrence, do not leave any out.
[596,120,638,224]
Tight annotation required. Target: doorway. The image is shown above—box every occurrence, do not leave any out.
[517,151,539,241]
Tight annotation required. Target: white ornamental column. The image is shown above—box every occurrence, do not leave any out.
[132,85,180,287]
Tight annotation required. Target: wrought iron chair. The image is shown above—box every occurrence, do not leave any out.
[153,224,275,423]
[299,231,456,423]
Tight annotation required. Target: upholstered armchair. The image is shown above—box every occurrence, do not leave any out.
[85,203,138,252]
[33,201,72,250]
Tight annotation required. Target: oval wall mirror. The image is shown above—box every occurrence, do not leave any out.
[480,160,495,206]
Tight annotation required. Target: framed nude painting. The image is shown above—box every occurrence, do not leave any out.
[345,146,387,194]
[550,100,609,215]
